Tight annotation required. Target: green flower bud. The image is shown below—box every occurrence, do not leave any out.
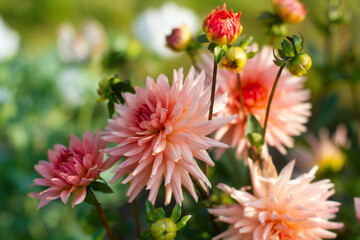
[220,46,247,73]
[151,218,177,240]
[287,53,311,77]
[96,75,120,103]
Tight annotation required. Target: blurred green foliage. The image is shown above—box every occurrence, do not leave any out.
[0,0,360,239]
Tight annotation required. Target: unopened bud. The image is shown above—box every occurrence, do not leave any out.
[151,218,177,240]
[273,0,307,24]
[166,25,192,52]
[97,75,120,103]
[221,47,247,73]
[203,3,243,45]
[287,53,311,77]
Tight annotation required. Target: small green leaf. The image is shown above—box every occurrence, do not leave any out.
[281,39,294,57]
[277,49,287,60]
[214,44,227,64]
[89,182,113,194]
[84,187,98,206]
[156,208,166,219]
[246,51,258,59]
[170,204,181,223]
[198,34,210,43]
[293,34,303,54]
[107,100,115,118]
[245,113,265,153]
[176,215,192,230]
[139,230,153,240]
[208,42,217,51]
[112,80,135,104]
[145,201,160,224]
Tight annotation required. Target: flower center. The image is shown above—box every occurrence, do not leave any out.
[56,148,80,173]
[240,81,266,109]
[134,104,169,135]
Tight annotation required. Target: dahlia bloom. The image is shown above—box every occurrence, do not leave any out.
[203,3,243,45]
[293,125,350,173]
[209,158,343,239]
[103,67,235,205]
[273,0,307,24]
[201,46,311,159]
[355,197,360,223]
[29,130,118,208]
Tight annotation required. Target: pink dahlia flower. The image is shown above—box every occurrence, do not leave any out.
[103,67,235,205]
[29,130,118,208]
[355,197,360,223]
[201,46,311,159]
[209,158,343,239]
[203,3,243,45]
[293,124,350,173]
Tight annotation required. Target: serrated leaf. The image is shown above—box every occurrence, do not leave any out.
[278,49,287,60]
[293,34,303,54]
[198,34,210,43]
[176,215,192,230]
[245,113,265,153]
[84,187,98,206]
[214,44,227,64]
[170,204,181,223]
[89,182,113,194]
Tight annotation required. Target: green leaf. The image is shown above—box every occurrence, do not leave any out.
[277,49,287,60]
[145,201,160,224]
[281,39,294,57]
[107,100,115,118]
[156,208,166,219]
[176,215,192,230]
[112,80,135,104]
[139,230,153,240]
[245,113,265,153]
[89,182,114,194]
[214,44,227,64]
[246,51,258,59]
[198,34,210,43]
[170,204,181,223]
[208,42,217,51]
[293,34,304,54]
[84,187,98,206]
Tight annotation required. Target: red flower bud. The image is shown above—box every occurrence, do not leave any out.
[273,0,307,24]
[166,25,192,52]
[203,3,243,45]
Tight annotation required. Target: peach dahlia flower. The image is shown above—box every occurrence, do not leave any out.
[209,158,343,240]
[201,46,311,159]
[104,67,235,205]
[29,130,118,208]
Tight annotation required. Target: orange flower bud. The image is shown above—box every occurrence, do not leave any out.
[273,0,307,24]
[203,3,243,45]
[166,25,192,52]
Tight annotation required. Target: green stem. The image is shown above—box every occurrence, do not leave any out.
[258,64,286,161]
[88,188,117,240]
[205,57,218,177]
[237,73,246,118]
[131,199,141,238]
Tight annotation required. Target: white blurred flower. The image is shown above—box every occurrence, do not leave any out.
[0,16,20,61]
[57,20,107,63]
[133,2,200,58]
[56,67,96,107]
[0,87,13,103]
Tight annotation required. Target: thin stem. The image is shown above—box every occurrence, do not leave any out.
[237,73,246,118]
[269,34,276,47]
[88,188,117,240]
[258,64,286,161]
[205,57,218,177]
[131,199,141,238]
